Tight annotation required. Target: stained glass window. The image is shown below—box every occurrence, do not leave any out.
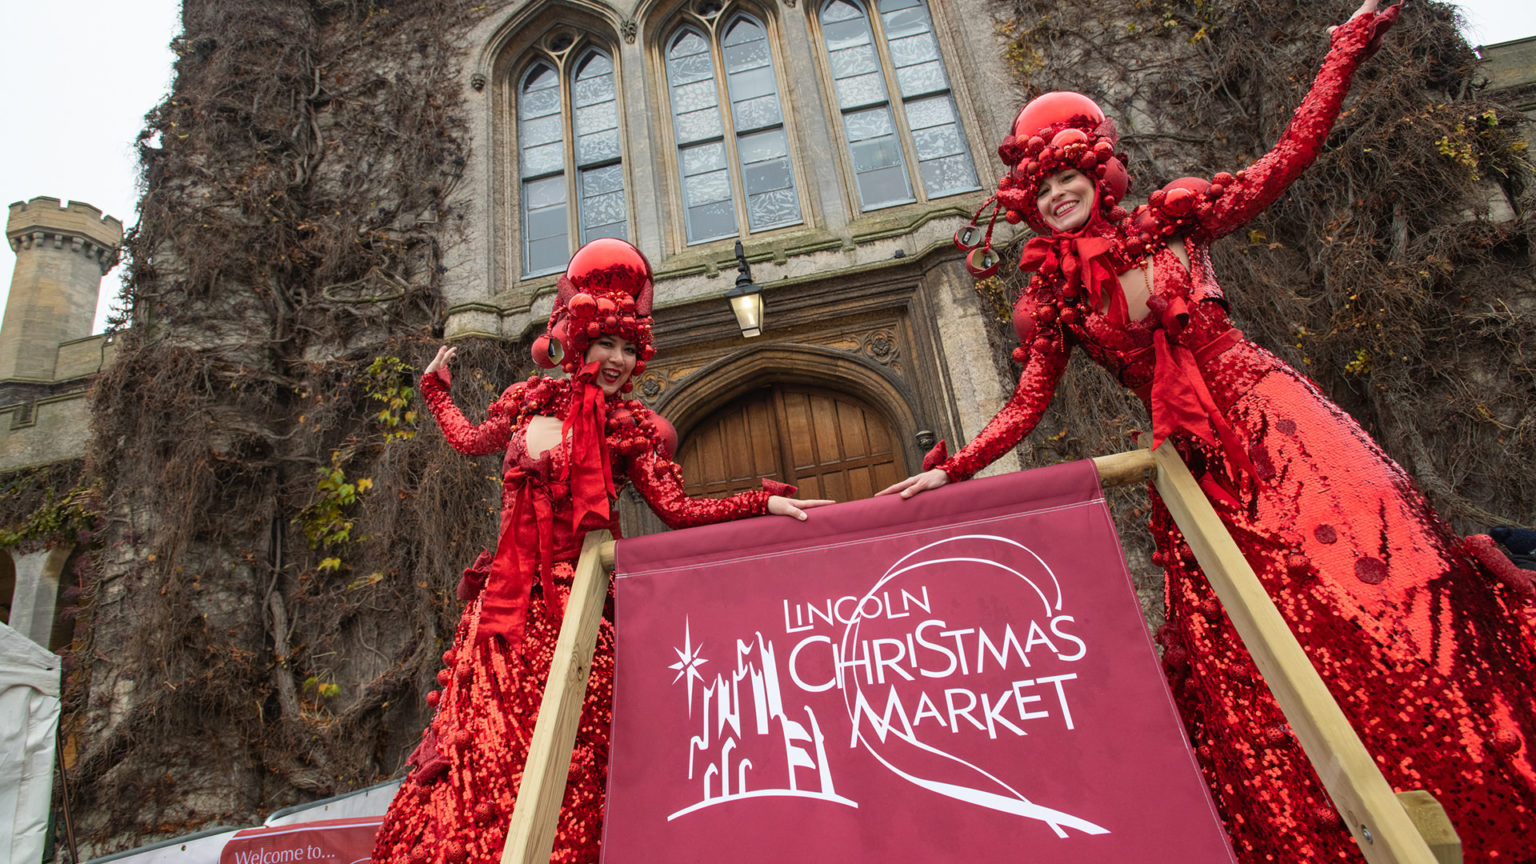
[818,0,977,211]
[666,10,801,245]
[516,44,628,277]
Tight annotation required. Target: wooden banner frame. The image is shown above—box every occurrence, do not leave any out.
[500,444,1461,864]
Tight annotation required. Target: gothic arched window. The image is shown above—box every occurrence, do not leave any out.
[817,0,977,211]
[518,42,627,277]
[664,6,801,245]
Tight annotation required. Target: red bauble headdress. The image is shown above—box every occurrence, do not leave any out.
[531,238,656,388]
[954,91,1131,276]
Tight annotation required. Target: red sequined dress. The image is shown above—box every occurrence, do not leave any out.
[371,371,774,864]
[940,18,1536,863]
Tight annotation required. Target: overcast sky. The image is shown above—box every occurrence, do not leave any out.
[1,0,1532,334]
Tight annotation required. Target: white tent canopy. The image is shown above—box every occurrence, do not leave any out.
[0,621,62,864]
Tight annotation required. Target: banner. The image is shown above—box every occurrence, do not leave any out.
[604,460,1234,863]
[218,816,381,864]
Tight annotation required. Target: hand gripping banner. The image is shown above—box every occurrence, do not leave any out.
[603,460,1236,863]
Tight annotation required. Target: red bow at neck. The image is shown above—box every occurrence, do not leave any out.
[479,367,615,645]
[1019,230,1128,326]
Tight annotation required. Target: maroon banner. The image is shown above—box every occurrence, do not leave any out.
[219,817,381,864]
[603,460,1235,863]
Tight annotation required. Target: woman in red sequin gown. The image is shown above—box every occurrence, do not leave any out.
[881,3,1536,860]
[371,240,829,864]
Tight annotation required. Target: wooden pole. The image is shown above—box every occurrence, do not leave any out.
[500,530,617,864]
[1091,448,1155,486]
[1149,442,1450,864]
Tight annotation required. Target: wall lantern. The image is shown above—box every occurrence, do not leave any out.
[726,240,764,338]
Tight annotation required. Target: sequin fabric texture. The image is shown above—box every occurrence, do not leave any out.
[941,16,1536,863]
[370,373,771,864]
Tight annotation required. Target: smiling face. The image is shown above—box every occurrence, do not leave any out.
[1036,169,1097,233]
[585,334,638,396]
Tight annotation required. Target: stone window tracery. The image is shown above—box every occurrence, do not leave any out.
[517,37,628,277]
[816,0,978,211]
[664,3,802,244]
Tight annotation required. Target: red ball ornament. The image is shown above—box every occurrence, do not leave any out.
[565,237,652,302]
[1059,307,1080,325]
[1162,646,1189,671]
[1213,171,1235,186]
[604,314,619,330]
[1012,303,1038,343]
[998,175,1015,190]
[436,669,451,687]
[1491,729,1523,754]
[1035,304,1057,323]
[1011,346,1027,363]
[1025,135,1046,155]
[1032,336,1052,353]
[1077,152,1098,172]
[425,690,441,707]
[530,334,557,369]
[586,321,602,338]
[1149,189,1166,207]
[1052,127,1089,149]
[1004,209,1023,225]
[1013,91,1105,141]
[568,292,597,319]
[632,360,646,375]
[442,649,456,666]
[1286,554,1313,579]
[1162,187,1196,218]
[1101,158,1129,202]
[596,296,617,315]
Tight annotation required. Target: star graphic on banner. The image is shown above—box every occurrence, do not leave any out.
[668,617,708,712]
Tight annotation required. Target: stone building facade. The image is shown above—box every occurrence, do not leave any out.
[437,0,1032,531]
[0,196,119,651]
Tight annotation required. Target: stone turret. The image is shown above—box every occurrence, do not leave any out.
[2,196,122,382]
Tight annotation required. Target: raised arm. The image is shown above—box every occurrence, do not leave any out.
[418,346,517,457]
[1197,2,1400,240]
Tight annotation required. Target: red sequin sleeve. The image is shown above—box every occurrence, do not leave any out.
[937,329,1071,482]
[627,451,773,530]
[419,372,518,457]
[1198,13,1377,240]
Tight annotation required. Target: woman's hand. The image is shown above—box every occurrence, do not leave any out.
[424,345,456,382]
[1329,0,1402,47]
[876,468,950,499]
[768,495,836,521]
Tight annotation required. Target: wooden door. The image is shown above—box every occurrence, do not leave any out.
[676,385,907,502]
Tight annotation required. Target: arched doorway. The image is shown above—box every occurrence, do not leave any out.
[675,384,906,501]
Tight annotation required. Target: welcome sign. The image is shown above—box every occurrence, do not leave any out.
[602,460,1235,863]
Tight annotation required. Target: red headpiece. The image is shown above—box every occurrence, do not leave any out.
[953,91,1131,276]
[531,238,656,387]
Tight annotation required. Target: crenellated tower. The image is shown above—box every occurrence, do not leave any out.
[2,196,122,382]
